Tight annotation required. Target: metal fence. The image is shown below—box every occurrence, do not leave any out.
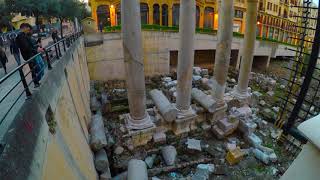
[0,32,82,125]
[275,0,320,145]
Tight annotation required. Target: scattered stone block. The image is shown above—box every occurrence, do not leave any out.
[226,147,244,165]
[145,154,156,169]
[186,138,202,151]
[269,153,278,163]
[94,149,110,172]
[272,106,280,112]
[226,143,237,151]
[100,171,112,180]
[151,177,161,180]
[201,122,211,130]
[238,120,257,135]
[153,131,166,143]
[149,89,177,122]
[201,69,209,76]
[192,164,215,180]
[267,91,274,96]
[212,125,225,139]
[114,146,124,155]
[193,75,202,82]
[90,114,108,151]
[90,96,102,112]
[230,78,237,83]
[127,159,148,180]
[230,106,252,119]
[259,100,266,106]
[191,88,216,113]
[161,145,177,166]
[217,117,239,135]
[193,67,202,75]
[257,120,268,129]
[253,148,270,164]
[245,133,262,147]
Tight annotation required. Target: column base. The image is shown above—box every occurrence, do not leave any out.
[125,113,155,130]
[232,85,251,100]
[211,104,228,124]
[173,106,197,135]
[124,113,156,147]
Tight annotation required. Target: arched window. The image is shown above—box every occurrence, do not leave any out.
[204,7,214,29]
[196,6,200,28]
[153,4,160,25]
[284,10,288,18]
[162,4,168,26]
[140,3,149,24]
[172,4,180,26]
[97,5,110,29]
[116,4,121,26]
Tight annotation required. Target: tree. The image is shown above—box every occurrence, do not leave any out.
[0,0,13,31]
[5,0,48,31]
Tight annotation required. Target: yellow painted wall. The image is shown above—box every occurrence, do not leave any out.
[41,40,96,180]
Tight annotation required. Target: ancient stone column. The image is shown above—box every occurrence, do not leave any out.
[175,0,196,115]
[233,0,258,99]
[121,0,153,130]
[212,0,234,106]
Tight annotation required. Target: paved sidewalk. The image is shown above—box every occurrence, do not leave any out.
[0,28,75,135]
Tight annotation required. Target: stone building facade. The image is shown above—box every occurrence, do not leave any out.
[88,0,305,45]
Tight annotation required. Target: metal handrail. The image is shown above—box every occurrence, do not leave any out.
[0,31,82,125]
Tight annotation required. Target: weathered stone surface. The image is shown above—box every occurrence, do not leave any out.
[253,148,270,164]
[122,0,153,130]
[191,88,216,113]
[145,154,156,169]
[149,89,177,122]
[91,96,102,112]
[233,0,259,99]
[114,146,124,155]
[238,120,257,135]
[127,159,148,180]
[161,145,177,166]
[100,170,112,180]
[192,164,215,180]
[212,125,225,139]
[226,147,244,165]
[217,117,239,135]
[176,0,196,112]
[186,138,202,151]
[90,114,108,151]
[245,133,262,147]
[153,131,166,143]
[94,149,110,172]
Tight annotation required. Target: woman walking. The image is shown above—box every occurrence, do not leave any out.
[0,47,8,74]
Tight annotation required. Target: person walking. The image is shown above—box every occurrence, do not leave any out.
[10,38,21,65]
[0,47,8,75]
[51,28,60,43]
[16,23,44,88]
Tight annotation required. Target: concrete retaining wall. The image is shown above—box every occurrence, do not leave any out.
[0,38,96,180]
[85,31,296,81]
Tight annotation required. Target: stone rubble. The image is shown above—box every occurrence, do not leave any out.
[88,62,293,179]
[186,138,202,151]
[161,145,177,166]
[191,164,215,180]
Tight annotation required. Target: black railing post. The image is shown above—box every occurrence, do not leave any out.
[62,40,66,52]
[18,67,32,97]
[55,43,60,59]
[45,49,52,70]
[57,42,62,57]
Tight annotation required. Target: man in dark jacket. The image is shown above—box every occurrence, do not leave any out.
[16,23,43,87]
